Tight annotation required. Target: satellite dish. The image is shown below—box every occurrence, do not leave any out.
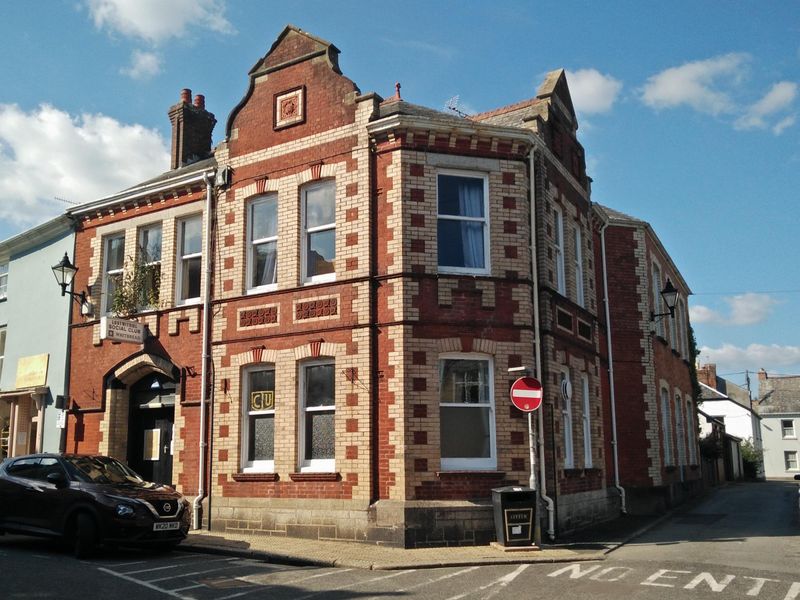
[561,377,573,401]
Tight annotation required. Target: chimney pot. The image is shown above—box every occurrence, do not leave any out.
[180,88,192,104]
[193,94,205,110]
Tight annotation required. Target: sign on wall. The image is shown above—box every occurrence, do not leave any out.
[250,391,274,411]
[100,316,146,344]
[15,353,49,389]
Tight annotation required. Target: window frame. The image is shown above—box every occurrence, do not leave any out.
[652,262,665,337]
[781,419,796,439]
[438,352,497,471]
[301,180,336,285]
[675,392,685,465]
[0,327,6,380]
[581,372,592,468]
[686,396,697,464]
[436,170,491,276]
[573,225,584,307]
[102,233,126,314]
[137,223,162,311]
[554,206,566,295]
[176,214,203,305]
[0,262,8,301]
[241,364,276,473]
[785,450,799,471]
[247,194,279,293]
[298,359,336,472]
[561,369,574,469]
[661,388,673,466]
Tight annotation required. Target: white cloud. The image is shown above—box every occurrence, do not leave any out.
[0,103,169,229]
[566,69,623,115]
[86,0,234,44]
[690,293,779,326]
[772,114,796,135]
[734,81,797,130]
[698,343,800,373]
[640,53,749,115]
[120,50,162,80]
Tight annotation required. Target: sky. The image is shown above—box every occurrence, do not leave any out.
[1,1,798,391]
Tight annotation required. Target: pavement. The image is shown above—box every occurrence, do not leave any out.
[180,512,666,571]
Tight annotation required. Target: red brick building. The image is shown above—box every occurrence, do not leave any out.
[64,25,619,546]
[594,205,701,513]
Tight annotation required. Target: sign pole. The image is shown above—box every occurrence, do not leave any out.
[528,411,541,548]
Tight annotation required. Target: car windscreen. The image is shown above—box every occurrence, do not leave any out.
[63,456,144,485]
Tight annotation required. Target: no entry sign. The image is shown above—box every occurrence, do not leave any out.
[509,376,543,412]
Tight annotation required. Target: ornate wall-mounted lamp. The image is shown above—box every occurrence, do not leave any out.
[51,252,93,317]
[650,278,678,321]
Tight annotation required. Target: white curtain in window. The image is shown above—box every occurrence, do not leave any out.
[458,179,484,269]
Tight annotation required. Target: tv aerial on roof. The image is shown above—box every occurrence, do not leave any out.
[445,95,469,118]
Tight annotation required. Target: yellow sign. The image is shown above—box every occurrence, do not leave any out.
[250,391,274,411]
[16,354,49,389]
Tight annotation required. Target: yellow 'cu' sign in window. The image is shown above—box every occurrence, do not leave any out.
[250,391,275,411]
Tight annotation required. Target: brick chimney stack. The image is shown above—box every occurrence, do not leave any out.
[697,363,717,388]
[168,88,216,170]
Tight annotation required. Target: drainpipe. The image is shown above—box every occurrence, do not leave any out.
[193,170,214,529]
[529,149,556,540]
[599,221,627,513]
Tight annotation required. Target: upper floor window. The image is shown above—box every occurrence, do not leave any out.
[242,366,275,472]
[302,181,335,284]
[581,373,592,468]
[248,195,278,292]
[561,370,574,468]
[137,224,162,310]
[669,292,679,350]
[299,360,335,472]
[439,354,496,470]
[0,263,8,300]
[782,419,796,439]
[661,388,673,466]
[686,397,697,464]
[573,225,584,307]
[652,263,665,337]
[177,215,202,303]
[103,233,125,314]
[437,172,490,275]
[675,392,686,465]
[554,206,566,295]
[0,327,6,380]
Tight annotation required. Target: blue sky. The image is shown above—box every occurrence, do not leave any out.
[1,1,798,388]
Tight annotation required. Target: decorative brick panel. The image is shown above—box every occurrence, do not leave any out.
[223,257,234,269]
[413,431,428,445]
[502,172,515,185]
[345,207,358,221]
[295,298,338,320]
[410,164,424,176]
[224,234,235,247]
[503,196,516,209]
[412,378,426,391]
[346,418,358,433]
[345,257,358,271]
[412,351,426,365]
[345,182,358,196]
[219,425,229,438]
[410,188,425,202]
[410,239,425,253]
[345,233,358,246]
[346,393,359,406]
[504,246,518,259]
[410,213,425,227]
[413,404,427,418]
[414,458,428,472]
[346,445,358,459]
[239,306,278,328]
[504,221,517,234]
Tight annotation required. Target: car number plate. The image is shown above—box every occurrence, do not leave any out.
[153,521,180,531]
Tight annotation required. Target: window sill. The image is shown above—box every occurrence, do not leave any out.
[563,468,584,477]
[436,470,505,478]
[232,472,278,482]
[289,472,340,482]
[664,465,677,473]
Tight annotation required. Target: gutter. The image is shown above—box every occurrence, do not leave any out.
[529,150,556,540]
[193,170,215,529]
[599,220,627,513]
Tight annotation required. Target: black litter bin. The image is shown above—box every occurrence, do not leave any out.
[492,486,536,546]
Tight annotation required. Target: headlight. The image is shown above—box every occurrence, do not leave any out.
[116,504,135,517]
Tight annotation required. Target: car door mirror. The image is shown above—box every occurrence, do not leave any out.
[795,474,800,481]
[47,471,68,488]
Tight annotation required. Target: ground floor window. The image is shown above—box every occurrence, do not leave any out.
[242,366,275,472]
[299,360,335,472]
[785,450,798,471]
[439,354,496,470]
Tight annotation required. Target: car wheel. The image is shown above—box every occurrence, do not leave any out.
[73,513,97,559]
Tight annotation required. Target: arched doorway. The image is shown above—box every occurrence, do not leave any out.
[127,373,177,486]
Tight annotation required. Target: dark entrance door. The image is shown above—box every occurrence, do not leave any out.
[128,374,176,486]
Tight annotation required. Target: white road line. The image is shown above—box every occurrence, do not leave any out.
[397,566,482,593]
[293,569,415,600]
[242,567,353,587]
[98,567,193,600]
[123,556,238,575]
[480,564,531,600]
[148,562,251,583]
[445,564,531,600]
[105,553,198,569]
[170,583,205,593]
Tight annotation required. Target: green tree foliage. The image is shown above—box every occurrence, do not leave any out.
[109,254,160,317]
[687,324,702,402]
